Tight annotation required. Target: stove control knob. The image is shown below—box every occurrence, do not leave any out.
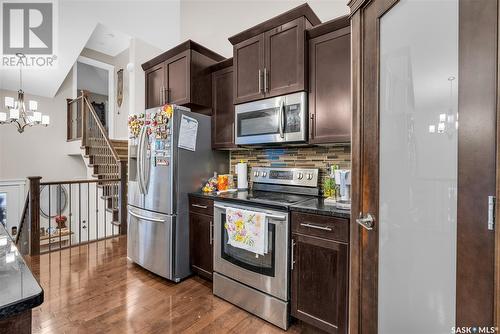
[307,173,313,180]
[297,172,304,180]
[253,171,258,177]
[262,172,267,177]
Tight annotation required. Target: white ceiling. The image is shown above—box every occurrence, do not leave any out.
[0,0,181,98]
[85,24,131,57]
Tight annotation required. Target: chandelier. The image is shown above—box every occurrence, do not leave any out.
[0,53,50,133]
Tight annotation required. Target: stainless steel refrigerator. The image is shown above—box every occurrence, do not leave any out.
[127,106,227,282]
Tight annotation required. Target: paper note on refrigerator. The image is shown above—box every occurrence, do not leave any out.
[178,114,198,151]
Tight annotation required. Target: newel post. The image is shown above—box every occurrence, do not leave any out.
[28,176,41,256]
[119,160,128,235]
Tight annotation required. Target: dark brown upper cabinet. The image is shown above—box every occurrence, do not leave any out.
[210,59,237,149]
[142,40,225,112]
[233,35,265,104]
[307,16,351,144]
[229,4,321,105]
[145,63,165,109]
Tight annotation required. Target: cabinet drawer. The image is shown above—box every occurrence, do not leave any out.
[189,196,214,216]
[291,212,348,243]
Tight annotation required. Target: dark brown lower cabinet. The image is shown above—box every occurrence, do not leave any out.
[189,196,214,280]
[291,214,349,334]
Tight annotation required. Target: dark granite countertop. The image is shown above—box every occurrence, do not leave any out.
[0,224,43,319]
[289,198,351,219]
[190,191,350,219]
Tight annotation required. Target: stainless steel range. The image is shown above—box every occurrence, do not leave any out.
[213,167,319,330]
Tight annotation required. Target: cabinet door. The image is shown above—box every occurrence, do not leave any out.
[212,67,236,149]
[265,18,306,98]
[166,51,190,105]
[291,233,348,333]
[233,34,265,104]
[309,28,351,144]
[189,212,213,279]
[145,63,165,109]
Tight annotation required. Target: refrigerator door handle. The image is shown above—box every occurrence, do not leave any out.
[142,125,151,194]
[139,125,149,194]
[128,209,165,223]
[136,125,145,194]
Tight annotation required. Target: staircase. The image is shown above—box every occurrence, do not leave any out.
[75,93,128,226]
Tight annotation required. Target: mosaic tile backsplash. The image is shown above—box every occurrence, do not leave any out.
[229,145,351,193]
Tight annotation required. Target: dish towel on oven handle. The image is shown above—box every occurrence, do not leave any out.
[225,207,268,255]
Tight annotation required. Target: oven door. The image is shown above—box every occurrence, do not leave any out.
[213,202,289,301]
[235,92,307,145]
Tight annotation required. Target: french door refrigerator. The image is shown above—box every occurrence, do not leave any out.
[127,106,227,282]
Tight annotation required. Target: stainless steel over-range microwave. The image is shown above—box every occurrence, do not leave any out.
[235,91,307,145]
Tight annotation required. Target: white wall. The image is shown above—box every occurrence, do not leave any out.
[129,38,163,116]
[0,72,88,182]
[77,62,109,96]
[179,0,349,57]
[79,47,133,139]
[113,48,130,139]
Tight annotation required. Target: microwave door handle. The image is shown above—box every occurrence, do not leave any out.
[279,99,285,138]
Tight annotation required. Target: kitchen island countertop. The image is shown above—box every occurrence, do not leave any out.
[0,224,43,320]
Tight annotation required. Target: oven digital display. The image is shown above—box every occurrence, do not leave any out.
[269,170,293,180]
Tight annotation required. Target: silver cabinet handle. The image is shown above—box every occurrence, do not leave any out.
[258,69,262,93]
[159,86,163,105]
[300,222,332,231]
[209,220,213,245]
[192,204,208,209]
[263,67,268,92]
[356,213,375,230]
[128,210,165,223]
[291,238,296,270]
[278,99,285,139]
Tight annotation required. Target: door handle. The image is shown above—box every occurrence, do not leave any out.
[291,239,296,270]
[128,210,165,223]
[214,203,286,220]
[263,67,268,93]
[356,213,375,230]
[300,222,332,231]
[165,88,170,104]
[192,204,208,209]
[209,220,213,245]
[258,69,262,94]
[278,99,285,139]
[310,113,315,140]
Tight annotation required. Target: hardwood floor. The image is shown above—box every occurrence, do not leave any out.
[27,236,315,334]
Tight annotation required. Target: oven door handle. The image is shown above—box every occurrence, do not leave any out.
[214,204,287,221]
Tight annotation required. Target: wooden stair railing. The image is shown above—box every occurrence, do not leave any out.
[15,194,30,256]
[17,177,123,256]
[67,91,128,234]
